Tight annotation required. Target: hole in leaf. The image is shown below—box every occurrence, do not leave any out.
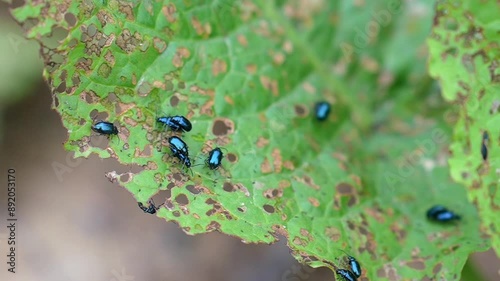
[172,211,180,217]
[237,206,247,213]
[206,221,221,231]
[175,194,189,205]
[55,82,66,94]
[119,173,131,183]
[406,260,425,270]
[212,118,234,136]
[64,13,77,27]
[89,110,109,121]
[186,185,201,194]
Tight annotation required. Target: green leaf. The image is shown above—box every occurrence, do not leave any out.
[428,0,500,254]
[12,0,491,279]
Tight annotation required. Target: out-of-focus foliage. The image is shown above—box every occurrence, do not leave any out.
[11,0,494,279]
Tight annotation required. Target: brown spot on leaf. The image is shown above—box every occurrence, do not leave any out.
[303,82,316,94]
[116,29,142,53]
[118,2,134,20]
[226,153,237,163]
[162,4,177,22]
[104,50,115,66]
[97,11,114,27]
[271,148,282,173]
[237,34,248,46]
[261,158,272,173]
[361,55,380,72]
[200,99,215,116]
[191,16,212,37]
[283,40,293,53]
[293,236,308,246]
[223,182,235,192]
[336,182,354,194]
[300,228,313,242]
[153,37,167,53]
[294,104,308,117]
[263,188,283,199]
[256,136,269,148]
[283,160,295,170]
[212,59,227,76]
[325,227,341,242]
[263,204,275,213]
[308,197,320,207]
[246,64,257,74]
[224,95,234,105]
[75,57,93,73]
[272,51,285,65]
[260,75,279,96]
[298,175,320,190]
[172,47,191,68]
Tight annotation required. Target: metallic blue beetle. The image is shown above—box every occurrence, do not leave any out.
[138,200,161,214]
[168,136,191,168]
[91,121,118,136]
[175,151,192,168]
[336,269,357,281]
[344,255,361,278]
[206,147,224,170]
[314,101,331,121]
[426,205,461,222]
[157,116,192,132]
[168,136,189,156]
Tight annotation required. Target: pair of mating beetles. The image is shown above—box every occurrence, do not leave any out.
[335,253,362,281]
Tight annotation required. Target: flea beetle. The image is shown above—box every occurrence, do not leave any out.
[168,136,189,156]
[157,115,192,132]
[91,121,118,136]
[336,269,357,281]
[138,200,162,214]
[426,205,461,222]
[314,101,331,121]
[206,147,224,170]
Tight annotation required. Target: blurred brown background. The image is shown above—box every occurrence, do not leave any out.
[0,2,499,281]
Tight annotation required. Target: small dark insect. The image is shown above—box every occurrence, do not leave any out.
[157,115,192,132]
[314,101,331,121]
[168,136,189,156]
[138,200,162,214]
[481,131,489,161]
[344,255,362,278]
[426,205,461,222]
[206,147,224,170]
[336,268,357,281]
[175,150,192,168]
[167,136,192,173]
[91,121,118,136]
